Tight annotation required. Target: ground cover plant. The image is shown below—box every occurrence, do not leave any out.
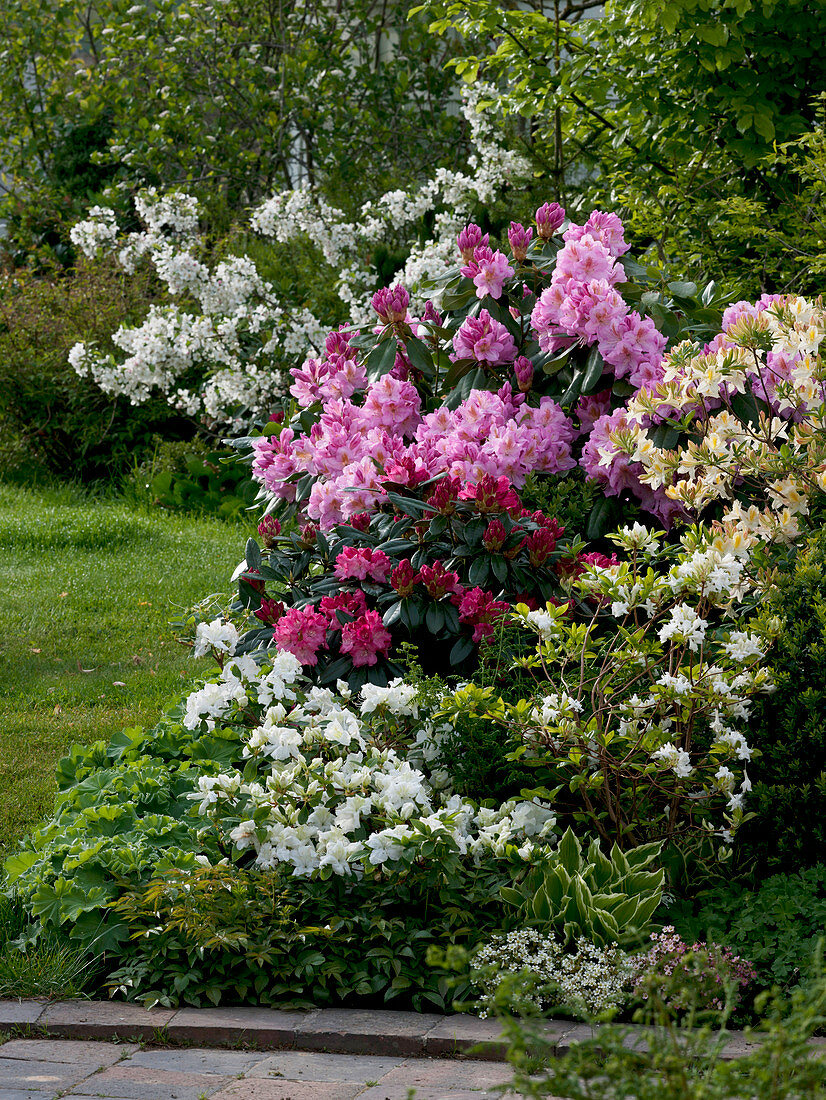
[0,481,249,858]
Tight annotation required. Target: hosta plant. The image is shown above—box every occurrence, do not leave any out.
[500,827,664,949]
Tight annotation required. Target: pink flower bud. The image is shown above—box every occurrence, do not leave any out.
[456,223,490,262]
[514,355,534,393]
[257,514,281,547]
[255,598,284,625]
[391,558,421,597]
[371,284,410,324]
[535,202,566,240]
[482,519,507,552]
[508,221,533,261]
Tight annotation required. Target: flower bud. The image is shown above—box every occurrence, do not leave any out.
[456,223,489,262]
[371,284,410,325]
[507,221,533,261]
[514,355,534,393]
[535,202,566,240]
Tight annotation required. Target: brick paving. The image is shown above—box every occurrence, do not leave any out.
[0,998,814,1100]
[0,1038,519,1099]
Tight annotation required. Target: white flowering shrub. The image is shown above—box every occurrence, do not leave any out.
[68,85,531,426]
[471,929,632,1017]
[182,640,557,878]
[436,520,778,850]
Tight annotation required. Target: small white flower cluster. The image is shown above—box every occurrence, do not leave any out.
[192,617,240,659]
[183,656,557,879]
[472,928,632,1017]
[68,192,303,425]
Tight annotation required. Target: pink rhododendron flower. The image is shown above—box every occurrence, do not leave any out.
[461,246,514,300]
[452,309,517,366]
[361,374,421,436]
[252,428,300,502]
[564,211,630,257]
[340,610,392,667]
[575,389,613,434]
[319,589,368,624]
[456,587,510,642]
[334,546,393,583]
[274,606,328,666]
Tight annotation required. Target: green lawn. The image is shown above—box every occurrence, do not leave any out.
[0,482,251,857]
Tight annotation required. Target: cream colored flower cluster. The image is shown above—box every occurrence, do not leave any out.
[609,296,826,548]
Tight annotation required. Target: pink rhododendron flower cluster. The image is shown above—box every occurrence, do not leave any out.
[334,546,393,583]
[461,246,514,300]
[289,328,366,406]
[340,609,392,667]
[274,605,329,666]
[416,390,577,489]
[457,472,525,515]
[531,211,666,392]
[455,587,510,642]
[319,590,368,624]
[452,308,517,364]
[253,376,576,529]
[250,207,695,532]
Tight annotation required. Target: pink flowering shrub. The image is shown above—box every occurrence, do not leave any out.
[234,205,732,688]
[235,471,585,691]
[632,926,759,1016]
[247,205,726,543]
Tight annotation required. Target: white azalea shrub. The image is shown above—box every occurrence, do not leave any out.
[183,639,557,879]
[68,83,531,426]
[434,520,778,851]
